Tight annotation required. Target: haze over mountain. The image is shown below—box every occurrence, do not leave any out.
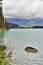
[3,0,43,27]
[6,17,43,26]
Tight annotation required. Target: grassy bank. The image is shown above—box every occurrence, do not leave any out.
[0,28,6,30]
[0,44,14,65]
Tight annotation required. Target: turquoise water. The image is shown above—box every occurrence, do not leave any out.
[0,29,43,65]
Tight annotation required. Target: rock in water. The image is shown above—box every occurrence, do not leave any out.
[25,47,38,53]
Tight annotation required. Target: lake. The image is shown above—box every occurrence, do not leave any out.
[0,29,43,65]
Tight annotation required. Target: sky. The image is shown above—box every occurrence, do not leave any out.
[3,0,43,18]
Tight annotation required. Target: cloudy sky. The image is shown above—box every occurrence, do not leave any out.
[3,0,43,18]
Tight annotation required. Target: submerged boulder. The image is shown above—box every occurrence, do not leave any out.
[25,47,38,53]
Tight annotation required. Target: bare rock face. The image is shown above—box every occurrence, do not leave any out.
[25,47,38,53]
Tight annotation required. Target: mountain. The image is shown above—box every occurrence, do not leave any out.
[5,21,18,29]
[5,17,43,26]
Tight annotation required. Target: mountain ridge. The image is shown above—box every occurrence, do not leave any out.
[5,17,43,26]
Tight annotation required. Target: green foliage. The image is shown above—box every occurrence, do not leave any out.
[0,52,6,59]
[0,45,6,65]
[0,45,6,51]
[0,44,14,65]
[0,6,5,29]
[0,58,4,65]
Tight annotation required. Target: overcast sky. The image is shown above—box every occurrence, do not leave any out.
[3,0,43,18]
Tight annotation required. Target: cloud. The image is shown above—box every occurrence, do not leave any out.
[3,0,43,18]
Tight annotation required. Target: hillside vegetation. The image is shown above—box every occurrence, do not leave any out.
[0,6,6,30]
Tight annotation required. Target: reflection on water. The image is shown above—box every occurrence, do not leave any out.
[0,30,4,44]
[0,29,43,65]
[0,30,4,38]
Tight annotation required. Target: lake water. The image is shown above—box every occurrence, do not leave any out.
[0,29,43,65]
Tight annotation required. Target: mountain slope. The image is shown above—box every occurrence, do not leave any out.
[5,18,43,26]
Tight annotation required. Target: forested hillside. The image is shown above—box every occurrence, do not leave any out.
[0,3,5,29]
